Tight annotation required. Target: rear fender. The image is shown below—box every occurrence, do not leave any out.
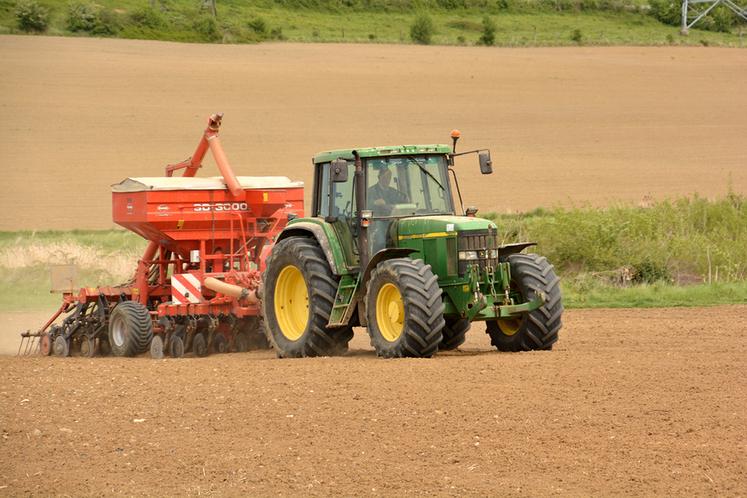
[276,220,350,275]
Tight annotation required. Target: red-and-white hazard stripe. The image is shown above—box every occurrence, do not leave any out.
[172,274,203,304]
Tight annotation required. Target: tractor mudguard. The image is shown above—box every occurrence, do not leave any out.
[498,242,536,262]
[276,220,351,276]
[361,247,418,285]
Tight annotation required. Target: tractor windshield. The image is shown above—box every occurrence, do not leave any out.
[365,155,453,218]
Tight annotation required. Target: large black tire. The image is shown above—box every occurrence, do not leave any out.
[366,258,445,358]
[108,301,153,357]
[439,318,470,351]
[262,237,353,358]
[486,253,563,352]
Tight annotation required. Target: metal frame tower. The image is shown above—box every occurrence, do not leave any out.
[681,0,747,33]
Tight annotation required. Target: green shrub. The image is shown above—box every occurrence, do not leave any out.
[632,259,672,284]
[193,15,221,41]
[15,0,49,32]
[478,15,496,45]
[66,2,120,35]
[648,0,679,26]
[67,2,96,32]
[247,16,268,37]
[129,7,165,29]
[410,13,434,44]
[270,26,285,40]
[570,27,583,43]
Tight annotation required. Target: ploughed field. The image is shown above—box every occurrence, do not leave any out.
[1,36,746,230]
[1,306,745,496]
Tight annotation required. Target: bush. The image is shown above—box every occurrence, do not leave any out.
[67,3,95,32]
[570,27,583,43]
[633,259,672,284]
[247,16,268,37]
[478,15,496,45]
[410,13,434,44]
[129,7,165,29]
[193,15,221,42]
[649,0,680,26]
[15,0,49,32]
[92,9,121,36]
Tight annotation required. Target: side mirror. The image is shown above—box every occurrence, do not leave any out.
[331,159,348,183]
[479,151,493,175]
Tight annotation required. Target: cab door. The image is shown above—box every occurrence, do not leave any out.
[315,161,359,270]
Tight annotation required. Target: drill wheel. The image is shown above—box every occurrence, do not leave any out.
[169,335,185,358]
[79,335,96,358]
[53,336,70,357]
[150,335,164,359]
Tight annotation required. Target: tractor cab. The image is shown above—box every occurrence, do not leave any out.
[313,146,458,259]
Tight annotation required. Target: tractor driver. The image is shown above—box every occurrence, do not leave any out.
[367,166,408,216]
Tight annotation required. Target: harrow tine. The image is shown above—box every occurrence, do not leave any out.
[18,330,42,356]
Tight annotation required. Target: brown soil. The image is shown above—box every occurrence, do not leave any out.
[1,306,745,496]
[1,37,746,230]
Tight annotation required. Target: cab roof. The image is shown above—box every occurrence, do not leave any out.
[313,144,452,164]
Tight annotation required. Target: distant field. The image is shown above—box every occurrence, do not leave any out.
[1,0,745,46]
[1,36,745,232]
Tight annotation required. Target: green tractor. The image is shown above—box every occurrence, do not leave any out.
[262,132,562,358]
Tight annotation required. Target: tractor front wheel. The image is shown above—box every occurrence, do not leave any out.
[262,237,353,358]
[366,258,445,358]
[486,253,563,352]
[108,301,153,357]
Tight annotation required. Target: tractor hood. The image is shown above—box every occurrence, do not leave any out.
[396,215,497,239]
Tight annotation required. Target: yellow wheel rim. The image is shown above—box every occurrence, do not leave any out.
[376,283,404,342]
[274,265,308,341]
[497,318,521,336]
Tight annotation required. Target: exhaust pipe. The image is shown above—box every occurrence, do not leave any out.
[203,277,258,304]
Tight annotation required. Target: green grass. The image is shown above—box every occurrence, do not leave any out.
[1,194,745,312]
[486,193,747,285]
[0,230,146,311]
[1,0,745,47]
[562,280,747,307]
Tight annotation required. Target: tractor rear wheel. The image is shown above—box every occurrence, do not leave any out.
[108,301,153,357]
[366,258,445,358]
[263,237,353,358]
[439,318,470,351]
[486,253,563,352]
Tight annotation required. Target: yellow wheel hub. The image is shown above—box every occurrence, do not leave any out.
[376,283,404,342]
[497,318,521,336]
[274,265,309,341]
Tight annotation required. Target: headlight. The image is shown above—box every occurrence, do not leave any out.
[458,250,479,261]
[458,249,499,260]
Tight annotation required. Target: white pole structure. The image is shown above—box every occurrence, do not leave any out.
[681,0,747,34]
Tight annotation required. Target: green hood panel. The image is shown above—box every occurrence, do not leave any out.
[396,216,496,238]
